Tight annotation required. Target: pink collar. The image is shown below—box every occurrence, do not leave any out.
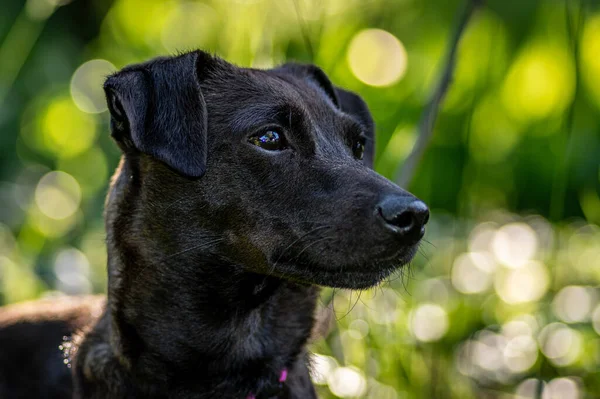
[246,369,288,399]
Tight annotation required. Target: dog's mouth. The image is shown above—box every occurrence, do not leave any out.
[268,243,420,289]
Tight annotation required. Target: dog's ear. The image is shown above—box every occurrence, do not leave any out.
[104,51,211,178]
[276,63,376,169]
[334,87,376,169]
[275,63,340,108]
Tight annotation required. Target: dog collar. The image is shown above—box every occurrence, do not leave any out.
[246,369,288,399]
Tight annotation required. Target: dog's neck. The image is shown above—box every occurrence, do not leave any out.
[77,259,319,397]
[74,162,319,397]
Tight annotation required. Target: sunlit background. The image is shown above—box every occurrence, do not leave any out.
[1,0,599,398]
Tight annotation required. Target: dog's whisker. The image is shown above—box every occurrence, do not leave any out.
[270,226,334,272]
[422,238,436,249]
[160,238,225,261]
[289,236,335,263]
[162,196,190,213]
[331,287,338,317]
[260,218,335,227]
[417,246,431,262]
[275,237,336,280]
[336,289,364,321]
[130,237,225,278]
[162,199,183,212]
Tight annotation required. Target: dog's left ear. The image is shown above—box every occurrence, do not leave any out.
[276,63,376,168]
[104,51,211,178]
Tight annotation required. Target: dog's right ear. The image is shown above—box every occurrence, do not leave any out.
[104,51,212,178]
[334,87,376,169]
[275,63,376,169]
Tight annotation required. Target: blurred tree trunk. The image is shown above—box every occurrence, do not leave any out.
[396,0,484,188]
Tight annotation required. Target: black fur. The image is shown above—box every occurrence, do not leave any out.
[0,50,427,398]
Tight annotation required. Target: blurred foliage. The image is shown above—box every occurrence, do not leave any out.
[0,0,599,398]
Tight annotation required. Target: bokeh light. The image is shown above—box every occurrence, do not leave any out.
[501,42,575,122]
[29,206,79,238]
[492,223,538,268]
[409,303,449,342]
[503,335,538,373]
[451,252,496,294]
[347,29,407,87]
[539,323,582,367]
[367,288,400,325]
[53,248,91,295]
[310,354,338,385]
[515,379,544,399]
[57,148,109,196]
[327,366,367,398]
[552,286,595,323]
[35,171,81,220]
[348,319,369,339]
[70,59,116,114]
[39,96,98,157]
[544,377,581,399]
[503,319,535,339]
[475,332,506,373]
[468,222,497,253]
[495,261,549,304]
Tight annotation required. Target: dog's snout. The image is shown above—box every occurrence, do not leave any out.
[376,196,429,242]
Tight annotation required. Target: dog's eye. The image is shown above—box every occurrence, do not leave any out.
[249,130,286,151]
[352,139,365,160]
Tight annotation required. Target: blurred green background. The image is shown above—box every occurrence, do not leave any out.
[1,0,599,398]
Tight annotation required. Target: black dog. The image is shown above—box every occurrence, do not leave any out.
[0,50,428,398]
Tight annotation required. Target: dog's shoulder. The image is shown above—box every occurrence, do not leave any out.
[0,295,105,398]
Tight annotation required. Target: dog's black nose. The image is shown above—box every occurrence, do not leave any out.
[376,196,429,242]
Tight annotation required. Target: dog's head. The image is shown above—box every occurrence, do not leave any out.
[104,51,428,290]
